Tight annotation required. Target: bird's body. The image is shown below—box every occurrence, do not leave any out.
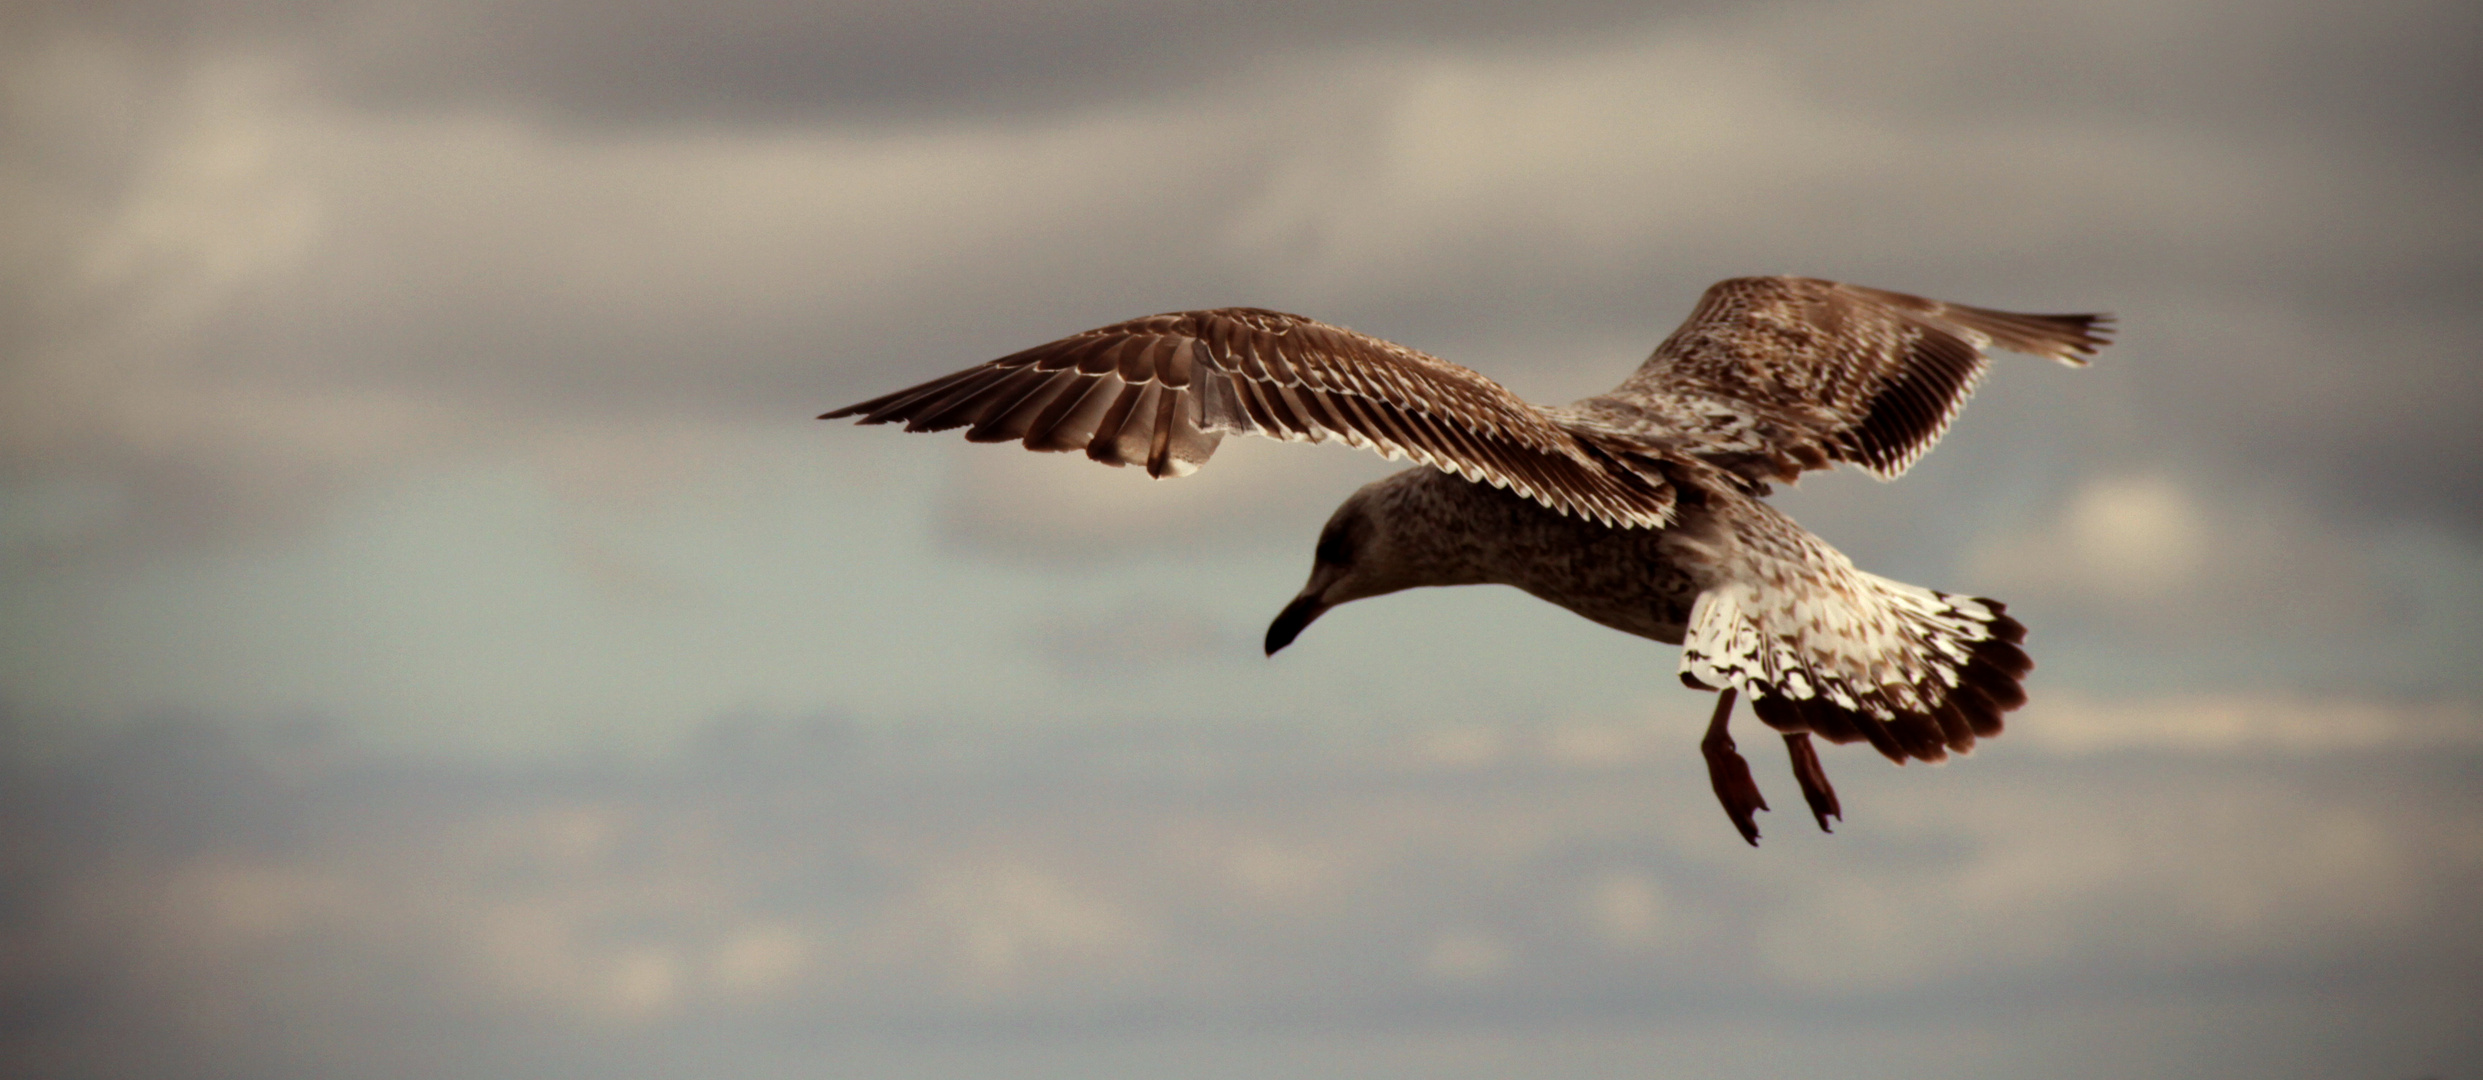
[826,276,2111,843]
[1310,465,1705,645]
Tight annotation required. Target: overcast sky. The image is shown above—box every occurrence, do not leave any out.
[3,1,2479,1077]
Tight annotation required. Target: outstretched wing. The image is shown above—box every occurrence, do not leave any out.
[1578,276,2111,483]
[825,308,1675,528]
[1677,491,2032,764]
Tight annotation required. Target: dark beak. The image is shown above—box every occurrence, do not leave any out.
[1264,593,1329,655]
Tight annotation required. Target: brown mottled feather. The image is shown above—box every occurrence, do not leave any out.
[827,308,1678,519]
[1573,276,2111,484]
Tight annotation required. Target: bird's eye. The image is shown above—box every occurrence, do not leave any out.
[1315,528,1351,566]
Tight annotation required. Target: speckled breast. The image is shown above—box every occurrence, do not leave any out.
[1400,467,1709,646]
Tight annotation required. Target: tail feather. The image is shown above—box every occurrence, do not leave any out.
[1680,495,2032,764]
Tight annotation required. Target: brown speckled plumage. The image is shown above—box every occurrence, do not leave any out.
[826,276,2112,843]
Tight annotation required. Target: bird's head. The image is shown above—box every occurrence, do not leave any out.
[1264,476,1450,655]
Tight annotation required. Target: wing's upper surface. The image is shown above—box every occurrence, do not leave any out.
[824,308,1676,528]
[1576,277,2111,483]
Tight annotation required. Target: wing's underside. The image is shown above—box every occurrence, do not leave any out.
[826,281,2111,526]
[1580,276,2113,483]
[825,308,1677,528]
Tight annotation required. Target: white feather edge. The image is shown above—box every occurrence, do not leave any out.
[1679,571,2002,722]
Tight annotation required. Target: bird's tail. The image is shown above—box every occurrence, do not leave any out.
[1677,499,2031,763]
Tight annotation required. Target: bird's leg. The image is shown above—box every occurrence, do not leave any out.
[1699,689,1768,846]
[1783,733,1842,833]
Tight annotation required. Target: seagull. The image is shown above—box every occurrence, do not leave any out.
[823,276,2111,844]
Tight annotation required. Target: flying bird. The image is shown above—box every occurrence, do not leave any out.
[823,276,2112,844]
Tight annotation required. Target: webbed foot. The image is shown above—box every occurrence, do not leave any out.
[1783,732,1842,833]
[1699,689,1768,845]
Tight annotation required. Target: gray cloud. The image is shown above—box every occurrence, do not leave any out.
[26,0,1705,123]
[7,0,2481,561]
[931,436,1398,565]
[3,709,2478,1078]
[1022,594,1235,673]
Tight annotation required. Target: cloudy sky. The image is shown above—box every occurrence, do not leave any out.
[3,0,2479,1076]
